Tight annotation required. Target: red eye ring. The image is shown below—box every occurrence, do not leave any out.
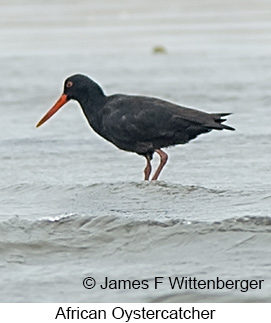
[66,81,73,88]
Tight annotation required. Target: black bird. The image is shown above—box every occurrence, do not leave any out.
[36,74,234,180]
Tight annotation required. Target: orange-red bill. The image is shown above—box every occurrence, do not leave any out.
[36,94,69,128]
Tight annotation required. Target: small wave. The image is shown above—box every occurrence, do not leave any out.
[0,183,53,193]
[1,214,271,243]
[0,180,249,197]
[262,195,271,201]
[3,213,271,231]
[0,214,270,269]
[0,181,228,204]
[64,181,227,197]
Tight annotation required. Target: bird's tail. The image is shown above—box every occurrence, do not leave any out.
[211,113,235,131]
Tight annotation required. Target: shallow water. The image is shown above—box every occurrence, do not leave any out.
[0,0,271,302]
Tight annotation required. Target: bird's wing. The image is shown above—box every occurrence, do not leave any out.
[101,95,178,142]
[101,95,213,143]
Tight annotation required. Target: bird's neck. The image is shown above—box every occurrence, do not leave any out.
[78,87,107,134]
[78,84,105,107]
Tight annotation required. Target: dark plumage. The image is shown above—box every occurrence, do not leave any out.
[36,74,235,180]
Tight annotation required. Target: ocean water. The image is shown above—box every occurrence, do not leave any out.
[0,0,271,302]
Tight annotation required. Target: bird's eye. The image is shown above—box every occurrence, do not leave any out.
[66,81,73,88]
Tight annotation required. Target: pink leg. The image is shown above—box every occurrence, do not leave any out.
[151,149,168,181]
[144,155,152,180]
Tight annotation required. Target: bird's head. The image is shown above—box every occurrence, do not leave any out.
[63,74,93,101]
[36,74,102,128]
